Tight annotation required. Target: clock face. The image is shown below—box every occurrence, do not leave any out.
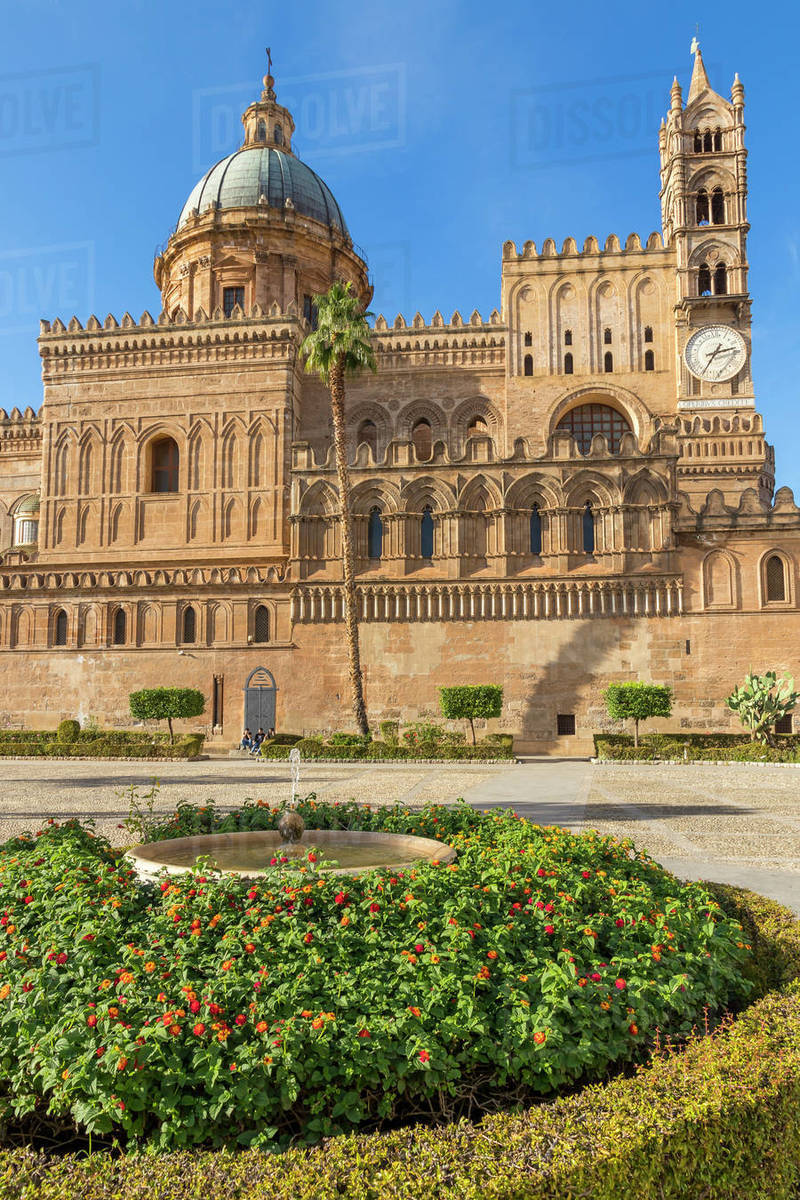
[684,325,747,382]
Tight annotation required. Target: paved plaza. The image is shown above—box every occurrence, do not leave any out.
[0,757,798,912]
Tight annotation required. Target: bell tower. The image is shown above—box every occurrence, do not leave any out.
[659,43,754,409]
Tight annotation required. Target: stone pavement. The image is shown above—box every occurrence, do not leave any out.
[0,757,798,913]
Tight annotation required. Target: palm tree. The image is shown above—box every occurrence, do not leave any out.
[301,281,377,736]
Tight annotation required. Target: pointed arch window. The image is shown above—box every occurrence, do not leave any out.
[564,352,573,374]
[254,604,270,643]
[713,264,727,295]
[368,507,383,560]
[766,555,787,602]
[557,404,631,455]
[693,131,702,152]
[603,327,612,344]
[604,351,613,373]
[113,608,126,646]
[54,609,68,647]
[713,129,722,151]
[411,419,432,461]
[644,350,655,371]
[529,504,542,555]
[151,436,179,493]
[696,187,709,224]
[524,331,532,346]
[357,420,378,458]
[273,123,284,145]
[523,354,533,376]
[698,263,712,296]
[582,502,595,554]
[703,130,712,152]
[644,325,653,343]
[181,606,196,644]
[420,506,434,559]
[711,187,725,224]
[564,329,573,345]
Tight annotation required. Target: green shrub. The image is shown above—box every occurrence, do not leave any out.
[379,720,399,744]
[328,732,370,747]
[602,683,673,747]
[295,737,325,754]
[259,743,291,760]
[128,687,205,743]
[483,732,514,750]
[594,733,800,763]
[0,808,752,1153]
[439,685,503,744]
[56,718,81,744]
[267,733,303,747]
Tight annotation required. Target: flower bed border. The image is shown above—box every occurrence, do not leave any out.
[0,883,799,1198]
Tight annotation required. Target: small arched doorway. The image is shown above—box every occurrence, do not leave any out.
[244,666,278,734]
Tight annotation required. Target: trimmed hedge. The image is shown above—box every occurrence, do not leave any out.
[595,732,800,763]
[0,733,204,759]
[260,739,514,762]
[0,882,798,1197]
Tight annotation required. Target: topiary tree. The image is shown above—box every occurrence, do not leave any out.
[56,719,80,744]
[725,670,798,746]
[603,682,673,747]
[439,685,503,745]
[129,687,205,744]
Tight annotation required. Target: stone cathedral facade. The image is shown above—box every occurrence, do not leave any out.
[0,47,797,753]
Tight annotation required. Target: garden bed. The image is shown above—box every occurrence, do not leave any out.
[594,732,800,763]
[0,731,205,759]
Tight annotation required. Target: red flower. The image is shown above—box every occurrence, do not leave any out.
[245,943,255,954]
[229,1063,237,1071]
[307,853,317,863]
[544,925,554,935]
[418,1049,430,1063]
[334,892,347,905]
[23,896,33,905]
[615,978,626,989]
[160,882,170,892]
[369,903,380,913]
[303,932,313,945]
[87,1015,97,1027]
[358,1028,370,1038]
[190,1000,201,1014]
[537,869,546,877]
[193,1022,205,1035]
[590,972,602,982]
[629,1022,638,1035]
[235,1014,246,1026]
[414,943,424,953]
[22,981,33,992]
[533,1031,546,1044]
[581,871,591,879]
[577,978,587,987]
[615,918,625,928]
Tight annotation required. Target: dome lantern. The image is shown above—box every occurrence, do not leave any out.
[240,54,296,152]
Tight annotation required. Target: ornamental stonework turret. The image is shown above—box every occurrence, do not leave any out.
[153,55,371,321]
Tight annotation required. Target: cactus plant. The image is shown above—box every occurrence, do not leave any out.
[725,670,798,745]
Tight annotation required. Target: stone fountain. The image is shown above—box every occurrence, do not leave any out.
[129,748,455,879]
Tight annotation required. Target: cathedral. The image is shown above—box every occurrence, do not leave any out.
[0,46,797,753]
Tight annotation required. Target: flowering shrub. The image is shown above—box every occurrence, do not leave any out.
[0,805,752,1151]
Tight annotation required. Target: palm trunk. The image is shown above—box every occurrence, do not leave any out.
[329,358,370,736]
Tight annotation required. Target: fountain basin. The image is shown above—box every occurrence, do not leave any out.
[129,829,456,880]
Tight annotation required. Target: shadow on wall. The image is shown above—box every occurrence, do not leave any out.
[517,619,628,752]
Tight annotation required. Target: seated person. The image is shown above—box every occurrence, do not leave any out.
[239,727,253,751]
[250,727,266,754]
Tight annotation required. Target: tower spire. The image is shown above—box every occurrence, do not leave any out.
[688,38,711,103]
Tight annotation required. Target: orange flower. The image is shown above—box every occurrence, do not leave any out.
[61,1068,70,1079]
[221,959,234,971]
[256,1021,268,1033]
[429,955,440,964]
[99,979,112,990]
[0,984,9,1000]
[600,1000,611,1011]
[301,1010,313,1018]
[116,1057,128,1071]
[629,1023,638,1036]
[487,950,498,960]
[533,1031,546,1045]
[312,1017,324,1029]
[143,962,156,973]
[519,974,529,983]
[118,971,134,985]
[407,1006,421,1017]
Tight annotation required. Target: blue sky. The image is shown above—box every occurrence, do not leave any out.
[1,0,798,489]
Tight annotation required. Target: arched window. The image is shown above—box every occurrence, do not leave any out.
[603,327,612,344]
[644,350,655,371]
[564,352,573,374]
[420,506,434,559]
[693,131,702,152]
[564,329,573,346]
[604,351,613,373]
[54,609,68,646]
[254,604,270,642]
[113,608,126,645]
[696,187,709,224]
[524,331,532,346]
[257,120,266,142]
[357,420,378,458]
[703,130,712,152]
[714,264,727,294]
[367,507,383,559]
[644,326,653,343]
[582,502,595,554]
[556,404,632,455]
[151,436,179,493]
[523,354,533,376]
[529,504,542,555]
[223,286,244,317]
[711,187,725,224]
[467,416,488,437]
[411,420,432,461]
[273,123,283,145]
[713,129,722,151]
[698,263,712,296]
[766,555,787,602]
[182,606,196,644]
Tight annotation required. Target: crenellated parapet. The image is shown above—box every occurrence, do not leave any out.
[0,408,41,455]
[0,560,287,596]
[38,305,305,377]
[502,232,666,261]
[370,308,505,370]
